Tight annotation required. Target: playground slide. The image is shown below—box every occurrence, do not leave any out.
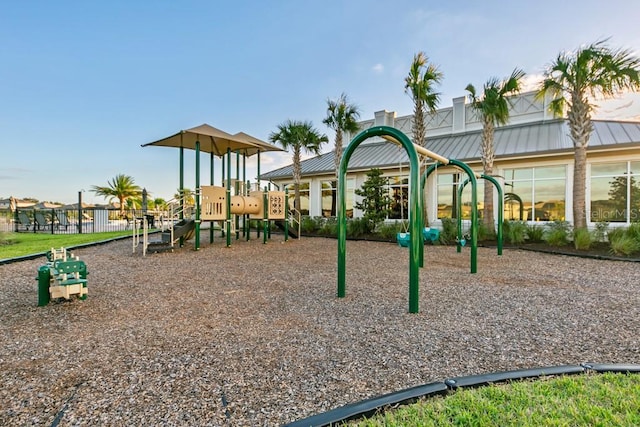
[274,220,298,238]
[162,219,196,243]
[146,219,196,253]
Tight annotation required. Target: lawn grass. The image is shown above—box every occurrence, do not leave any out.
[351,373,640,426]
[0,231,133,259]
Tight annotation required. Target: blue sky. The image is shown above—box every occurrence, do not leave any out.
[2,0,639,204]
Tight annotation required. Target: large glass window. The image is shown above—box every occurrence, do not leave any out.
[388,175,408,219]
[590,161,640,223]
[321,181,336,217]
[504,166,566,221]
[321,179,354,218]
[285,182,310,215]
[436,173,484,219]
[437,173,457,219]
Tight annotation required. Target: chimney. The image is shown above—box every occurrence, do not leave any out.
[374,110,396,127]
[452,96,466,132]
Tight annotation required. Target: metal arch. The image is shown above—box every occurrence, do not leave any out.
[337,126,423,313]
[423,161,479,273]
[458,174,504,256]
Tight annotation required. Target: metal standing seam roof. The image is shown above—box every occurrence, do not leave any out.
[260,119,640,180]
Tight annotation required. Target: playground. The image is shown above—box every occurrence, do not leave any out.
[1,234,639,425]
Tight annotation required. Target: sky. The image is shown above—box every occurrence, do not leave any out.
[1,0,640,205]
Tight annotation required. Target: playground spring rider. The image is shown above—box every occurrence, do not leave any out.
[37,247,88,306]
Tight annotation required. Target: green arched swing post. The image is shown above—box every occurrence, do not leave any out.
[338,126,424,313]
[457,175,503,256]
[423,162,479,273]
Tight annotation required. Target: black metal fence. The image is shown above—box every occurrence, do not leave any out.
[0,208,168,234]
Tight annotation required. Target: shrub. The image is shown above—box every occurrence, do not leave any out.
[477,221,496,242]
[354,168,391,231]
[525,224,545,242]
[592,222,609,243]
[547,220,572,234]
[504,220,527,244]
[573,227,592,250]
[301,216,320,234]
[606,227,626,243]
[319,217,338,236]
[346,218,372,238]
[377,221,404,240]
[626,223,640,243]
[609,234,640,256]
[544,221,571,246]
[439,218,457,244]
[545,229,569,246]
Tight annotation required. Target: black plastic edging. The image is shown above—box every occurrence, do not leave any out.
[582,363,640,373]
[444,365,585,389]
[282,382,447,427]
[284,363,640,426]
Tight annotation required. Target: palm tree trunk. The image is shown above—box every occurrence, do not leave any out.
[481,118,496,232]
[333,131,343,217]
[573,146,587,228]
[483,166,495,231]
[413,102,426,147]
[119,196,125,218]
[568,95,592,229]
[293,147,301,212]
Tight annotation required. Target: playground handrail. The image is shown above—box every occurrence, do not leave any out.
[289,207,301,239]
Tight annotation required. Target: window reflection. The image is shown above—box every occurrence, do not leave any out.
[504,166,566,221]
[388,175,408,220]
[285,182,310,215]
[590,162,640,223]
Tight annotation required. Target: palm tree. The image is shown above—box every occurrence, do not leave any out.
[91,174,142,218]
[323,93,361,215]
[269,120,328,211]
[466,68,525,231]
[152,197,168,211]
[174,188,195,206]
[538,40,640,229]
[404,52,443,148]
[405,52,443,225]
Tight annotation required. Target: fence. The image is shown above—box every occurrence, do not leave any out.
[0,207,170,234]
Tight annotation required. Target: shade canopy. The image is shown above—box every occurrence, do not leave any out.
[233,131,283,153]
[142,124,282,157]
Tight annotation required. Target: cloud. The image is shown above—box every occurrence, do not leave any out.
[371,63,384,74]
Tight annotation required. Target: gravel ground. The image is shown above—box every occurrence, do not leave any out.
[1,233,639,426]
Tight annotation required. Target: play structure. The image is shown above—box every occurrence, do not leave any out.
[338,125,494,313]
[136,124,295,255]
[37,247,88,306]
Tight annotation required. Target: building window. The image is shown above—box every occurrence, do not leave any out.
[504,166,566,221]
[321,179,355,218]
[436,173,484,220]
[590,161,640,223]
[437,173,458,219]
[285,182,310,215]
[388,175,408,219]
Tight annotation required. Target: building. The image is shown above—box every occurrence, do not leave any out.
[260,91,640,227]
